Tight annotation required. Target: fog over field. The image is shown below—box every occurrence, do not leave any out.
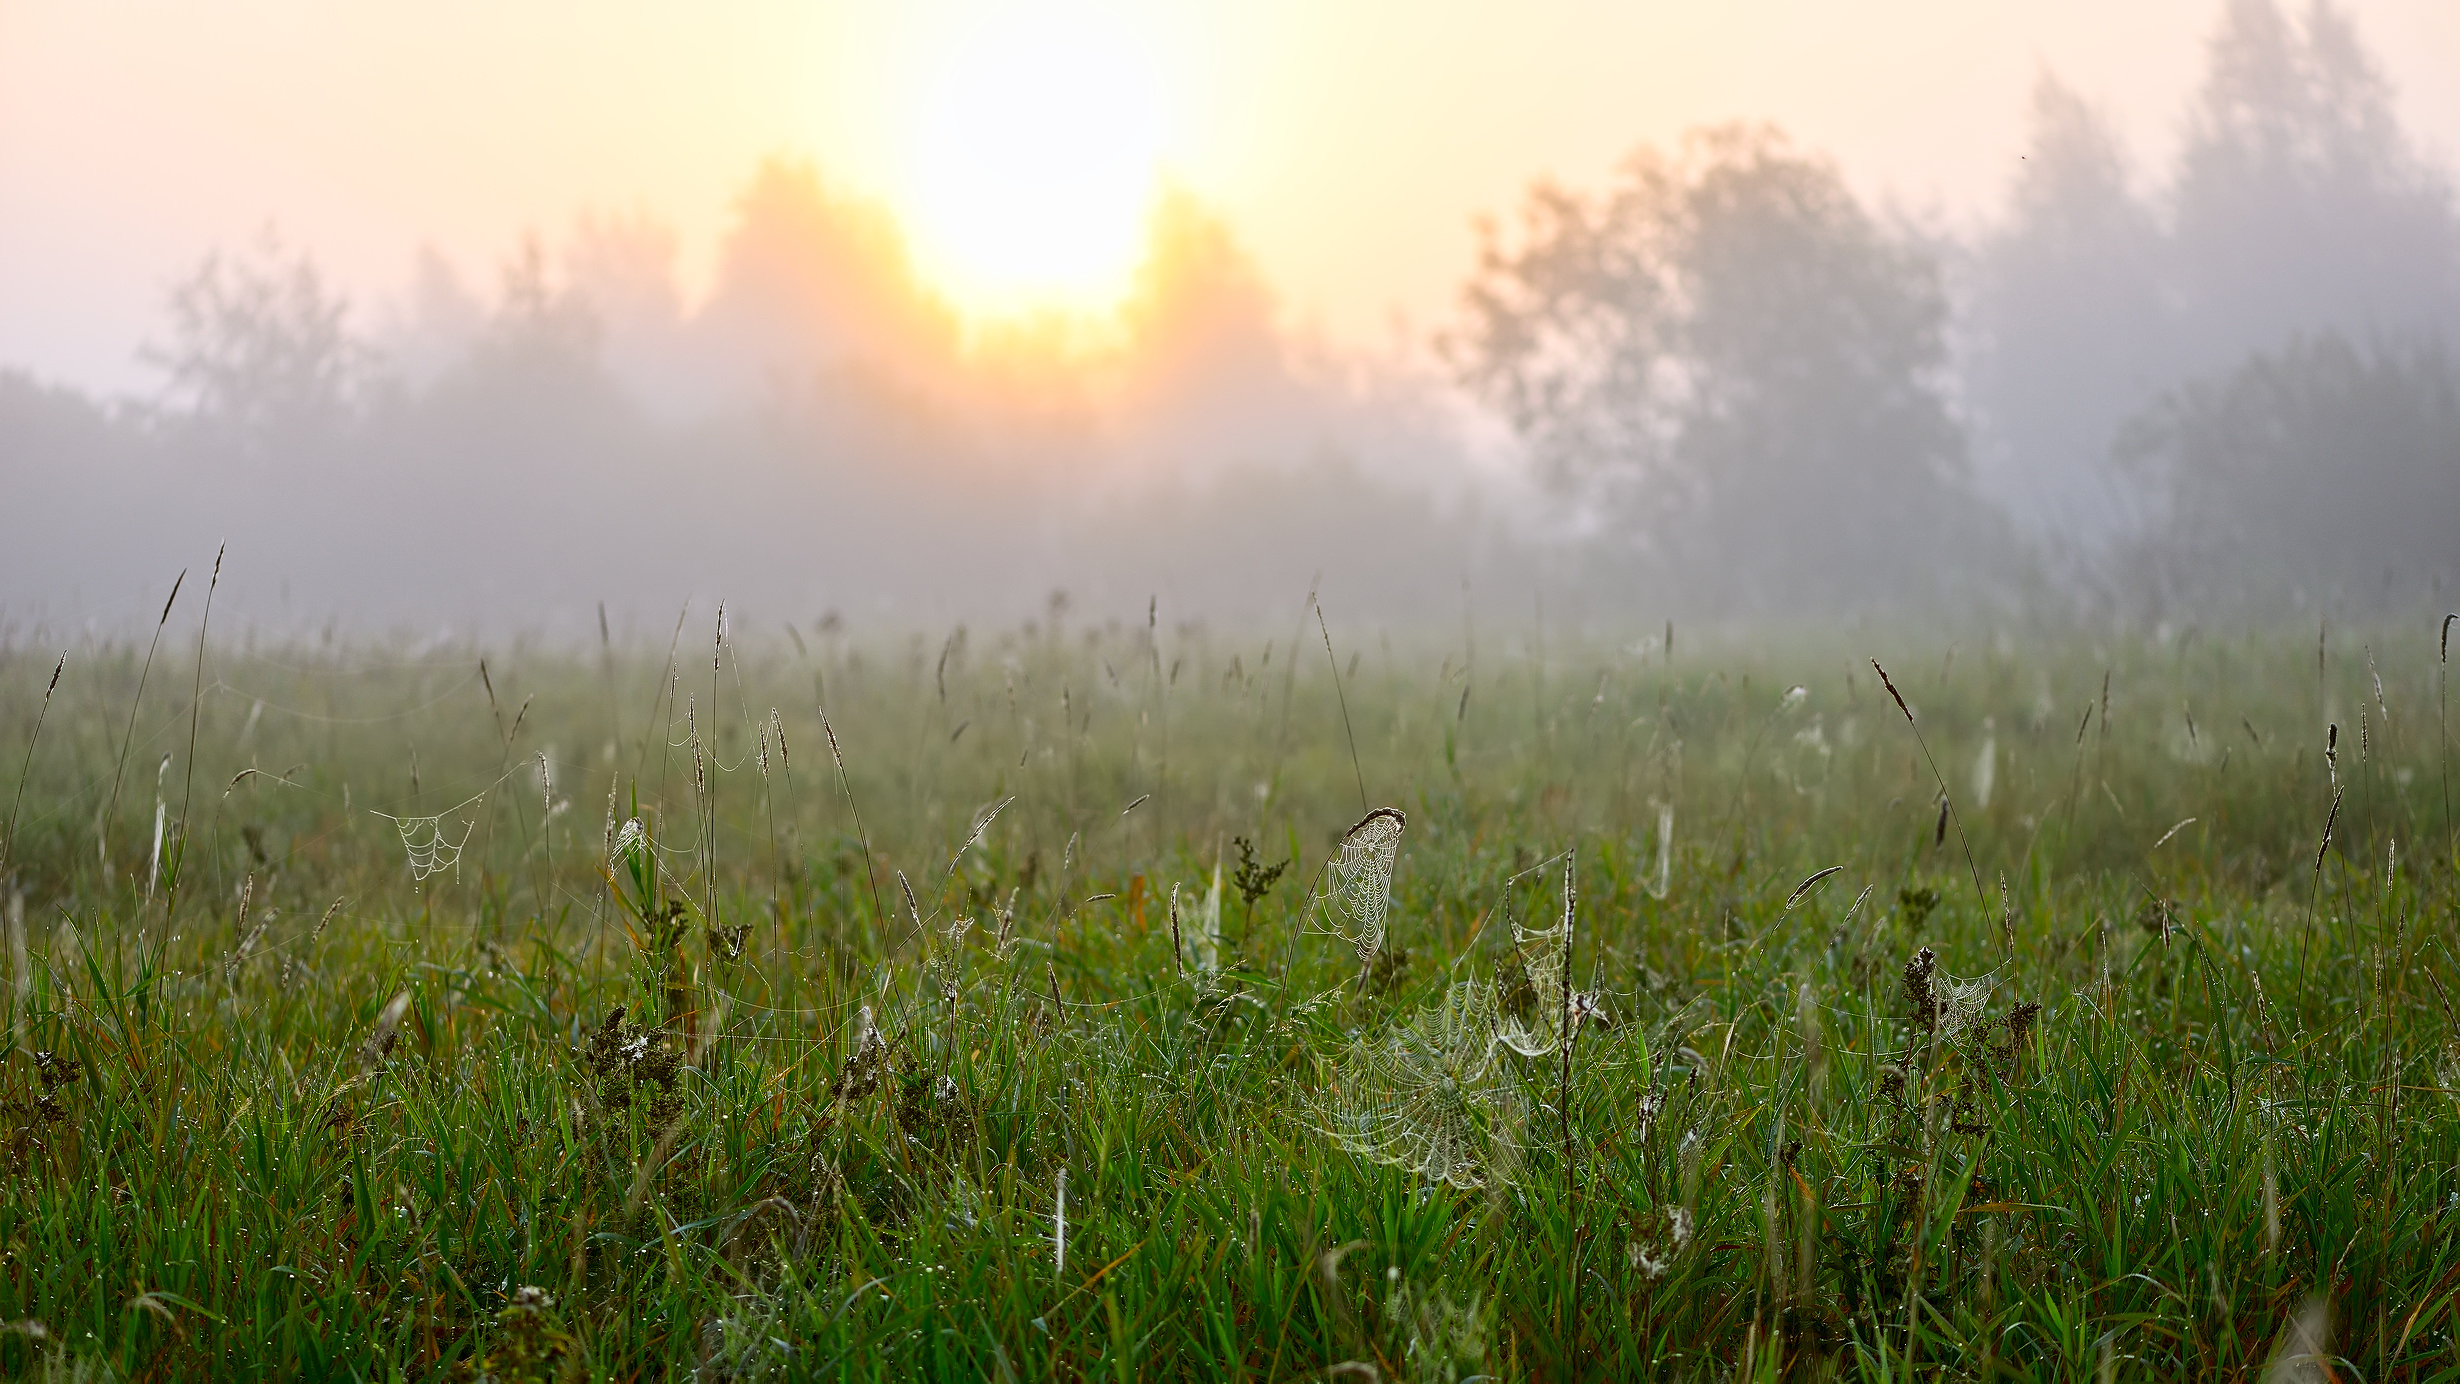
[13,7,2460,1378]
[3,0,2457,635]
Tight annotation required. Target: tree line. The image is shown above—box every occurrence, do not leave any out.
[5,0,2453,623]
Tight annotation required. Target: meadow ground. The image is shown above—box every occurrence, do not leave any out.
[1,610,2457,1380]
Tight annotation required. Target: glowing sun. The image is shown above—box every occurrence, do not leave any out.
[897,12,1164,322]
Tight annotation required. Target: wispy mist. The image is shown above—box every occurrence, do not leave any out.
[4,0,2455,636]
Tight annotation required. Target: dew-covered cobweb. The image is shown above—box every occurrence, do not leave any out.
[1494,854,1574,1058]
[1932,968,1996,1047]
[376,807,477,883]
[1318,807,1405,963]
[1316,982,1517,1189]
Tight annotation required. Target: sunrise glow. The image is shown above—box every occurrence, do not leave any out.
[890,10,1166,323]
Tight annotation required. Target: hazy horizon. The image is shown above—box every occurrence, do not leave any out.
[6,0,2456,634]
[8,0,2460,393]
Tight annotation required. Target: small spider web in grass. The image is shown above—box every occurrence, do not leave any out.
[1315,982,1516,1189]
[2435,1041,2460,1106]
[612,817,647,871]
[374,792,484,883]
[1315,808,1405,965]
[1935,972,1996,1046]
[1185,867,1224,979]
[1903,946,1999,1049]
[1492,869,1572,1058]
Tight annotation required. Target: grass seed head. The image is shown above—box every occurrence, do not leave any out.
[832,1004,891,1103]
[1902,948,1940,1034]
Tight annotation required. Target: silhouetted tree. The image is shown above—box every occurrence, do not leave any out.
[1967,76,2169,543]
[2170,0,2460,372]
[693,159,955,405]
[379,245,488,395]
[480,234,605,377]
[1456,125,2003,611]
[1113,186,1326,480]
[387,233,647,535]
[2116,332,2460,610]
[561,210,694,416]
[142,231,362,458]
[1967,1,2458,580]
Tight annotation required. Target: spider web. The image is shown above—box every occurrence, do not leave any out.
[1315,982,1515,1189]
[1647,801,1674,900]
[1494,854,1574,1057]
[1933,968,1996,1048]
[1185,867,1224,978]
[1317,807,1405,963]
[384,814,471,881]
[374,789,485,883]
[1904,945,1998,1049]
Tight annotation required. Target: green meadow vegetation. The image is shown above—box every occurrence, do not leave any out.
[1,604,2457,1379]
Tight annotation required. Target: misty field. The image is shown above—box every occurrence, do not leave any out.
[1,612,2457,1380]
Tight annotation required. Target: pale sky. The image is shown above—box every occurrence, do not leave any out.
[5,0,2458,393]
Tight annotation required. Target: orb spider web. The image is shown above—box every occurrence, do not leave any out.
[1315,981,1517,1189]
[1317,807,1406,964]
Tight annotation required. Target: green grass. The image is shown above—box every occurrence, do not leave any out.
[0,615,2456,1379]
